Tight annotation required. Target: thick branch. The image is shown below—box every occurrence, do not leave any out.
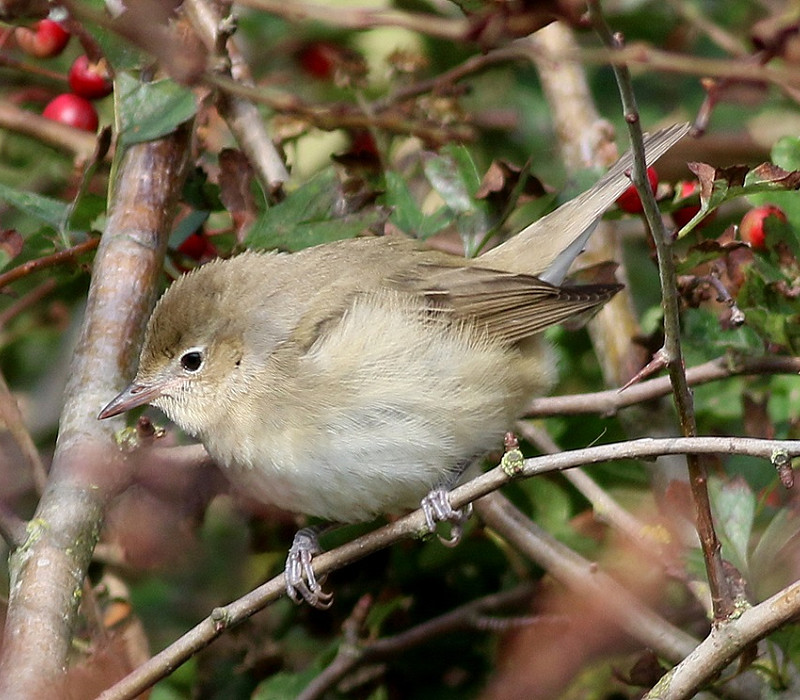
[0,124,191,697]
[645,577,800,699]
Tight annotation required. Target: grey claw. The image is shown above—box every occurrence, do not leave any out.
[421,489,472,546]
[285,528,333,609]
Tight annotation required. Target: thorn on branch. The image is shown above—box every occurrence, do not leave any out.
[619,348,669,392]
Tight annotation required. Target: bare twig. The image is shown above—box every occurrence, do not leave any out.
[515,422,665,555]
[476,492,764,700]
[0,237,99,291]
[202,73,476,146]
[96,434,800,700]
[0,500,26,548]
[0,99,100,161]
[0,278,57,327]
[587,1,732,621]
[526,355,800,417]
[299,584,536,700]
[0,372,48,492]
[666,0,749,57]
[644,577,800,699]
[234,0,470,41]
[183,0,289,195]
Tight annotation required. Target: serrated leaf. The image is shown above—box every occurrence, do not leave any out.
[0,181,67,229]
[709,476,755,575]
[118,74,197,146]
[678,161,800,237]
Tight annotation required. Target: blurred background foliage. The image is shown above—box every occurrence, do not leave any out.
[2,0,800,698]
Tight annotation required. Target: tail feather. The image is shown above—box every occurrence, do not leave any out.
[480,123,691,282]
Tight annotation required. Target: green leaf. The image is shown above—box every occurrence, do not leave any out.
[383,171,451,239]
[118,74,197,146]
[772,136,800,172]
[423,148,490,254]
[424,152,473,214]
[246,169,384,251]
[750,507,800,578]
[0,181,67,229]
[527,478,573,538]
[251,212,384,251]
[709,476,755,576]
[682,308,764,358]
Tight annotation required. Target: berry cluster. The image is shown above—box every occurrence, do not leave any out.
[15,19,112,132]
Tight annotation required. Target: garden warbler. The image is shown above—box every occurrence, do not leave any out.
[100,123,689,606]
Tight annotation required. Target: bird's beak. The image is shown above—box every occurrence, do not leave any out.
[98,381,164,420]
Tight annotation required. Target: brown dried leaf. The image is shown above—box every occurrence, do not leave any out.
[750,162,800,188]
[218,149,256,239]
[474,159,546,203]
[0,229,23,264]
[688,162,749,197]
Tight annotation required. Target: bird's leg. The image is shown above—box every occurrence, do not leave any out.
[285,526,334,609]
[420,488,473,547]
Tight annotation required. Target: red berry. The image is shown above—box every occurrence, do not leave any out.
[671,180,717,230]
[740,205,787,250]
[616,167,659,214]
[671,181,701,228]
[177,232,217,261]
[298,41,340,80]
[15,19,70,59]
[42,94,99,132]
[68,56,113,100]
[350,130,378,157]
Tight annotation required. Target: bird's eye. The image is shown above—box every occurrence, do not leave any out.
[180,351,203,372]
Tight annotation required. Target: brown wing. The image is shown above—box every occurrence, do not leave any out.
[407,263,621,345]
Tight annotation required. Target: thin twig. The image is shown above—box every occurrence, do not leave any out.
[234,0,470,41]
[0,99,100,161]
[202,73,476,146]
[299,584,536,700]
[0,237,99,291]
[183,0,289,195]
[587,1,732,621]
[95,434,800,700]
[526,355,800,417]
[476,492,764,700]
[643,578,800,699]
[0,372,48,493]
[0,278,57,327]
[515,422,666,556]
[0,500,26,548]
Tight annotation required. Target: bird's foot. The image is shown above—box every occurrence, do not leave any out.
[285,527,333,609]
[421,488,472,547]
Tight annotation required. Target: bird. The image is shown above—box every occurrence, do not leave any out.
[100,123,689,607]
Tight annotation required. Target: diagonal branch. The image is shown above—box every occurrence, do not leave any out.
[96,434,800,700]
[0,123,192,697]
